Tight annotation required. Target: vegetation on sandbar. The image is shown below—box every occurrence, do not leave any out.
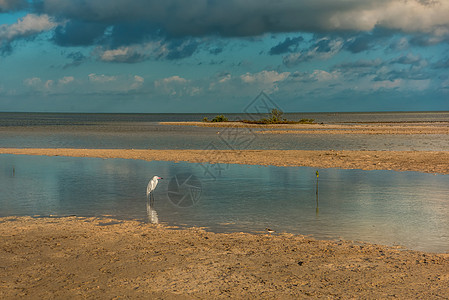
[203,115,229,122]
[202,109,314,124]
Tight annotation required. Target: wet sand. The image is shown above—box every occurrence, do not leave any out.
[1,216,449,299]
[1,147,448,174]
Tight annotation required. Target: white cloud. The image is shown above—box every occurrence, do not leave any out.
[441,78,449,90]
[95,38,200,63]
[157,75,188,85]
[24,77,42,87]
[88,73,117,83]
[208,73,231,91]
[0,14,57,41]
[240,70,290,93]
[44,80,54,89]
[96,41,165,63]
[154,75,200,96]
[58,76,74,85]
[218,74,231,84]
[240,70,290,85]
[100,47,131,61]
[378,1,449,34]
[310,70,339,82]
[23,76,70,93]
[97,46,151,63]
[22,74,147,95]
[131,75,144,89]
[87,73,144,92]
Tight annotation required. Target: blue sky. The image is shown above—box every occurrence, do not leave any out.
[1,0,449,113]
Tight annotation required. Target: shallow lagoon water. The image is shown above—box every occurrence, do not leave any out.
[2,128,449,151]
[1,154,448,253]
[1,112,449,151]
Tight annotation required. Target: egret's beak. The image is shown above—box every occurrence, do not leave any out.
[158,177,163,179]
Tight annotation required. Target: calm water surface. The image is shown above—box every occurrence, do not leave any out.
[1,154,448,253]
[1,112,448,151]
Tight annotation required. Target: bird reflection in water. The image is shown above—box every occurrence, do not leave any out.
[146,201,159,224]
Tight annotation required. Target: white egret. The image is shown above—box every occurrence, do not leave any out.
[147,176,163,205]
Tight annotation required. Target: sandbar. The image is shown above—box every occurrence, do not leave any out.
[161,121,449,135]
[1,147,448,174]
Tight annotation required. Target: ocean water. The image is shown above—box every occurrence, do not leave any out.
[0,112,448,151]
[1,154,448,253]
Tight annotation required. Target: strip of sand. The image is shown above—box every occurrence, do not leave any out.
[1,148,448,174]
[161,121,449,135]
[1,216,448,299]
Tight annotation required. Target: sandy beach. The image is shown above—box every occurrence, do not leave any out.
[1,147,448,174]
[1,216,449,299]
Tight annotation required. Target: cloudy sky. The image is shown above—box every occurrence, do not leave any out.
[1,0,448,113]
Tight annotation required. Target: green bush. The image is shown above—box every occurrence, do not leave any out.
[240,109,315,124]
[211,115,228,122]
[268,108,285,123]
[298,118,315,124]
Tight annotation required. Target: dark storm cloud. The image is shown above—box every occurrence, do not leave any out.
[390,54,422,66]
[209,47,223,55]
[345,33,380,53]
[282,36,344,66]
[332,59,384,77]
[315,38,334,52]
[0,42,12,55]
[333,56,431,82]
[106,22,159,47]
[409,34,449,47]
[53,20,108,47]
[165,39,200,60]
[342,28,396,53]
[269,36,303,55]
[52,19,159,48]
[0,0,27,12]
[37,0,449,38]
[373,69,430,81]
[63,51,87,68]
[432,57,449,69]
[37,0,362,36]
[5,0,449,62]
[334,59,384,71]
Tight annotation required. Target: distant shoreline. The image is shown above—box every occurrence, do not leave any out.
[1,110,448,114]
[1,148,448,174]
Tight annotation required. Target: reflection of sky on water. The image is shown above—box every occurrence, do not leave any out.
[1,154,449,253]
[1,126,448,151]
